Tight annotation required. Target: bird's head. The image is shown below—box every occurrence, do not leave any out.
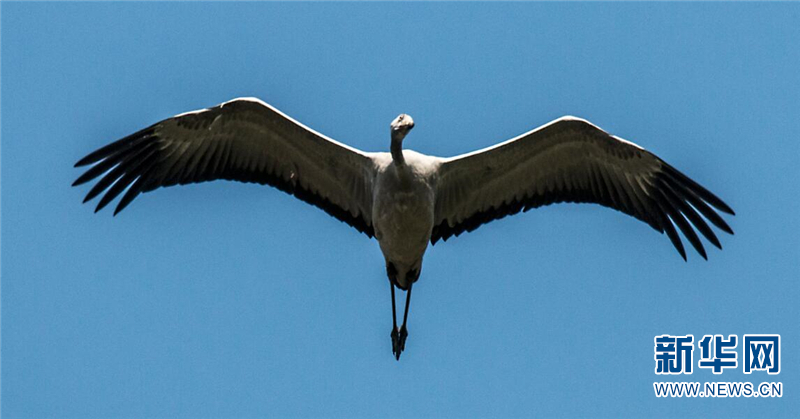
[390,114,415,143]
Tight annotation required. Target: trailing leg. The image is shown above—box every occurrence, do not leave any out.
[389,281,402,359]
[396,283,413,357]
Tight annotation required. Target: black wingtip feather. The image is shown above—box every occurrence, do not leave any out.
[689,192,735,236]
[655,183,707,259]
[655,208,687,261]
[114,178,145,215]
[73,146,138,188]
[660,167,735,236]
[663,164,735,216]
[94,192,114,213]
[659,176,723,250]
[74,127,157,168]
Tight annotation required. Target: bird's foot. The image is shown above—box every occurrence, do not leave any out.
[391,327,401,360]
[391,326,409,360]
[399,325,408,352]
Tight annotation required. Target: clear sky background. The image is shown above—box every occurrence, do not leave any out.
[2,3,798,418]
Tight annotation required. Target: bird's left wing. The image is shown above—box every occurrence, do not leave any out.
[432,117,734,259]
[74,98,377,237]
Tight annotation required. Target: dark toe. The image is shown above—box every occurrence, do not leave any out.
[398,326,408,352]
[391,328,402,360]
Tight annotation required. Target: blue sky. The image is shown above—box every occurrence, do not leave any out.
[2,2,798,418]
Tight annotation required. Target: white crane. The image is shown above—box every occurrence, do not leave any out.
[74,97,735,360]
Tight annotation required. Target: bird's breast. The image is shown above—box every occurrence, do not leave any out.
[372,167,435,266]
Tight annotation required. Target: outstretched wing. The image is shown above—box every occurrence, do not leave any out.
[433,117,734,260]
[74,97,377,237]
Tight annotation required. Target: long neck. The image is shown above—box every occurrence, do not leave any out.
[391,136,405,166]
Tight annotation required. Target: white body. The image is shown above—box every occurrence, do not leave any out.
[371,151,440,289]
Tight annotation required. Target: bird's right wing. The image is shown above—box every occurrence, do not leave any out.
[433,117,734,260]
[74,98,377,237]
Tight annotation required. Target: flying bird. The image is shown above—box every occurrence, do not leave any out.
[73,97,735,360]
